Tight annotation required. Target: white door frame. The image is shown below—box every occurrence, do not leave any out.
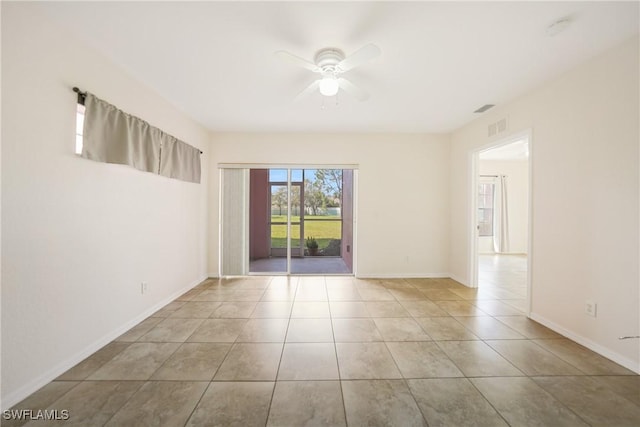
[468,129,533,315]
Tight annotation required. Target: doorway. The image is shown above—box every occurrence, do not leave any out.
[249,168,354,275]
[470,132,532,315]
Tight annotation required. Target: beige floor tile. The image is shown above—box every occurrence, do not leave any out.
[388,288,426,301]
[267,276,298,289]
[4,382,79,427]
[327,285,362,301]
[357,288,396,301]
[151,301,186,318]
[168,301,221,318]
[139,318,205,342]
[342,379,427,427]
[104,381,207,427]
[291,301,331,318]
[386,342,463,378]
[277,343,339,380]
[261,288,297,301]
[330,301,370,318]
[88,343,180,380]
[435,301,488,316]
[56,342,130,380]
[230,289,267,301]
[471,377,589,426]
[436,341,523,377]
[115,317,164,342]
[175,289,203,301]
[236,318,289,342]
[380,279,414,289]
[486,340,583,376]
[231,278,271,289]
[454,316,524,339]
[421,289,465,301]
[286,318,334,342]
[295,284,328,301]
[355,279,386,290]
[405,278,442,289]
[494,316,562,338]
[365,301,410,317]
[373,318,432,341]
[333,318,383,342]
[533,338,637,375]
[446,287,482,300]
[214,343,283,380]
[250,301,293,318]
[267,381,346,427]
[186,290,225,302]
[186,318,247,343]
[594,375,640,406]
[408,378,508,427]
[23,381,144,426]
[336,342,402,379]
[471,300,524,315]
[151,343,230,380]
[415,317,479,341]
[210,301,257,318]
[532,376,640,426]
[400,300,449,317]
[186,382,274,427]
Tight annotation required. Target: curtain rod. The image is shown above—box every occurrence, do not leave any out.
[72,87,203,154]
[73,87,87,105]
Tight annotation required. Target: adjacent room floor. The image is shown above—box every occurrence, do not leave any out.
[478,253,528,312]
[7,276,639,426]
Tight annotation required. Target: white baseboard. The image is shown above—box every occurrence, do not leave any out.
[447,273,471,287]
[529,312,640,374]
[355,272,450,279]
[1,275,207,410]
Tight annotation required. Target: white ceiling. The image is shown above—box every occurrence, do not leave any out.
[36,1,638,133]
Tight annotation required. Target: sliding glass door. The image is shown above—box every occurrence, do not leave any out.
[248,168,353,275]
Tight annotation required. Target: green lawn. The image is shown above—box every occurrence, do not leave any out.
[270,215,341,249]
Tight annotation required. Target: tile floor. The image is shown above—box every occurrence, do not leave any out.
[7,273,640,426]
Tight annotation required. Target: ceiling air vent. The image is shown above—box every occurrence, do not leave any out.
[488,117,508,137]
[474,104,495,113]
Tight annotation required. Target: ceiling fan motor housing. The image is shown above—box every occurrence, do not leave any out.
[314,48,345,75]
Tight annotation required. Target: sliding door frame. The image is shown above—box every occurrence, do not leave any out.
[219,163,359,277]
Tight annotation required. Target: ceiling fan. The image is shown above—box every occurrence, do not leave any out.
[275,43,381,102]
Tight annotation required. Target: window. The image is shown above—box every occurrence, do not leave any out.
[75,103,85,155]
[478,182,494,236]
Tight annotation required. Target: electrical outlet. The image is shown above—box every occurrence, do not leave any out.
[585,300,597,317]
[141,282,148,295]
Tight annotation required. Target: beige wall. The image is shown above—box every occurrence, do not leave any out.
[450,36,639,371]
[208,133,451,278]
[1,4,210,407]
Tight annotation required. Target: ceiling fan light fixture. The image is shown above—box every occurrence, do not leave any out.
[319,76,339,97]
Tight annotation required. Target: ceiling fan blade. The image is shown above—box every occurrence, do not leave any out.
[337,43,381,72]
[338,78,369,101]
[275,50,321,73]
[294,79,321,102]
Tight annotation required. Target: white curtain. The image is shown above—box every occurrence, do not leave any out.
[221,169,249,276]
[82,93,201,183]
[493,175,510,253]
